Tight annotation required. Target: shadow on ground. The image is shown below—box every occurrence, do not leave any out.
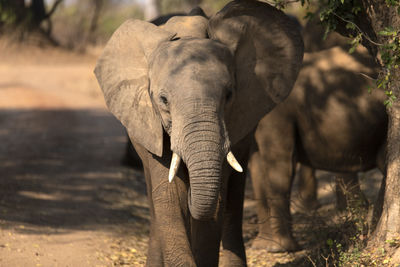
[0,109,148,235]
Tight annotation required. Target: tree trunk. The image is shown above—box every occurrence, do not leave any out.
[372,100,400,244]
[144,0,160,21]
[88,0,103,44]
[12,0,26,24]
[371,67,400,244]
[0,0,62,44]
[30,0,46,28]
[353,0,400,247]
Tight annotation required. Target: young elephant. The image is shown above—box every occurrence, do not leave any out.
[94,1,304,266]
[249,46,387,253]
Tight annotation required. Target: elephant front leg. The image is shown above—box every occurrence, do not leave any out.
[294,164,320,212]
[191,216,223,267]
[219,167,247,267]
[249,151,299,252]
[143,166,163,265]
[151,181,195,266]
[220,134,254,267]
[146,156,196,266]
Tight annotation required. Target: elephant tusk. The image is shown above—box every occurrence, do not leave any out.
[227,151,243,173]
[169,152,181,183]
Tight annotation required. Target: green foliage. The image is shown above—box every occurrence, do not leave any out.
[386,0,400,7]
[378,26,400,106]
[385,236,400,248]
[0,1,17,26]
[303,198,395,266]
[348,32,362,53]
[318,1,400,106]
[318,0,362,34]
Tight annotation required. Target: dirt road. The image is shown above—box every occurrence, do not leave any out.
[0,43,383,266]
[0,45,150,266]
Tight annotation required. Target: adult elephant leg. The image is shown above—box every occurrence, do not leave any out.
[335,172,368,211]
[249,118,299,252]
[220,133,254,267]
[295,164,320,212]
[130,141,163,265]
[191,212,223,267]
[144,165,163,265]
[132,140,195,266]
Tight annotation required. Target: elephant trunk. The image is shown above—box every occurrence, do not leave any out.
[187,147,223,220]
[179,112,227,221]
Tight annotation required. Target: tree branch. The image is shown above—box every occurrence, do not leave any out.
[358,72,377,81]
[332,11,383,46]
[45,0,63,19]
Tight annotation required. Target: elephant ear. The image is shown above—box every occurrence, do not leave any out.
[94,19,175,157]
[208,0,304,145]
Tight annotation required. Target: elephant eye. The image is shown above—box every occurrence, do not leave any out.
[159,95,169,106]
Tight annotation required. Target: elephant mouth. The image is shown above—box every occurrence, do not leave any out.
[167,151,243,183]
[168,149,243,221]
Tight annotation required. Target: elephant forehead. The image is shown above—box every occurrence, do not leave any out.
[149,39,234,100]
[151,38,233,76]
[148,39,234,97]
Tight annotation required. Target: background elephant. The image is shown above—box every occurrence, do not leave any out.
[249,45,387,253]
[94,1,303,266]
[295,16,383,211]
[289,16,369,211]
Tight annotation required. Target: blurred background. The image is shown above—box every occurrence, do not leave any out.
[1,0,255,50]
[0,0,307,50]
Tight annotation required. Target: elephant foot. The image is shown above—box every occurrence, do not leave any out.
[219,250,246,267]
[251,234,300,253]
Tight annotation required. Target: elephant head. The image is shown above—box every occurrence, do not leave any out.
[94,0,303,220]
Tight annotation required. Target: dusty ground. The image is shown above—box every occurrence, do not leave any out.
[0,41,383,266]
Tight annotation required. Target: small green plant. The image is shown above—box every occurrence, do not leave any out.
[297,178,395,266]
[385,234,400,248]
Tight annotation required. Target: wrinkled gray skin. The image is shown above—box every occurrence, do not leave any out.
[248,45,387,253]
[94,1,304,266]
